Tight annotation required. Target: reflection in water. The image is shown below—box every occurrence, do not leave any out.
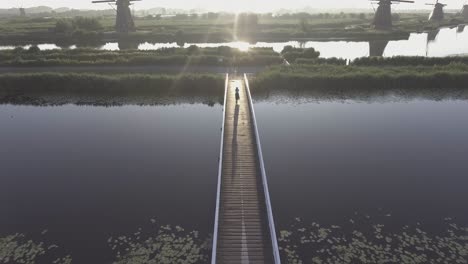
[369,40,389,57]
[1,26,467,59]
[427,29,440,42]
[426,29,440,56]
[457,24,465,33]
[254,97,468,251]
[0,104,220,263]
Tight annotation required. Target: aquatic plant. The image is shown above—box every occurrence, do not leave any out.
[279,217,468,264]
[0,233,72,264]
[108,220,210,264]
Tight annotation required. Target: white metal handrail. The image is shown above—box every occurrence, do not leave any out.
[244,73,282,264]
[211,73,229,264]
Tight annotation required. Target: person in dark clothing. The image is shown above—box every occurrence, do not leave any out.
[235,87,240,103]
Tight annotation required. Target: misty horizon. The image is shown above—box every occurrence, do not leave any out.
[2,0,468,13]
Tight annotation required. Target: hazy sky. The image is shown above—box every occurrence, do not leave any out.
[3,0,467,12]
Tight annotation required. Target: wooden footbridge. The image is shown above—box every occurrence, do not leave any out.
[211,74,281,264]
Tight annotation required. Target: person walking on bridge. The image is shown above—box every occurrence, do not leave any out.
[235,87,240,104]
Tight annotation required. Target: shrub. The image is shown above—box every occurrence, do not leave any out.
[55,19,74,33]
[27,45,40,53]
[72,17,103,32]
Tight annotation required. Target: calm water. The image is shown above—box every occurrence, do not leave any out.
[254,98,468,231]
[1,26,467,60]
[2,97,468,262]
[0,104,221,264]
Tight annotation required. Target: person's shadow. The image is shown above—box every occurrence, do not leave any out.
[231,103,240,181]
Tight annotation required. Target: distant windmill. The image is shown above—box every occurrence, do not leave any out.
[370,0,415,30]
[17,0,26,17]
[461,4,468,20]
[426,0,446,21]
[19,7,26,17]
[92,0,141,33]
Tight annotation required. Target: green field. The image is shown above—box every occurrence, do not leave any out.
[0,46,282,66]
[0,12,465,45]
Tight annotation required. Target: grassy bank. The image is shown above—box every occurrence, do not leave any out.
[0,73,224,105]
[352,56,468,66]
[252,64,468,91]
[3,63,468,106]
[0,46,282,67]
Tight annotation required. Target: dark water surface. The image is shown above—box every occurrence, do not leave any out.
[0,104,221,264]
[255,98,468,230]
[2,97,468,263]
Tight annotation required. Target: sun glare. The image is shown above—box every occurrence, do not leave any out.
[232,41,250,52]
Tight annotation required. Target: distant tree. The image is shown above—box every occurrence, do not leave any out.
[55,19,74,33]
[27,45,40,53]
[302,48,320,58]
[72,17,103,31]
[237,13,259,34]
[175,30,185,47]
[206,12,219,20]
[359,13,366,20]
[281,47,320,62]
[281,45,294,54]
[392,13,401,22]
[299,17,309,33]
[217,46,232,57]
[296,12,311,19]
[174,14,189,19]
[187,45,199,55]
[13,47,25,53]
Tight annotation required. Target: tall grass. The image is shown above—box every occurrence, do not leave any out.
[352,56,468,66]
[0,73,225,105]
[253,64,468,90]
[0,47,282,67]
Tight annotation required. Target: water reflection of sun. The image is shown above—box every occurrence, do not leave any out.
[231,41,250,52]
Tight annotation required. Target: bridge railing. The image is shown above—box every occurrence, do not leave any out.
[244,73,282,264]
[211,73,229,264]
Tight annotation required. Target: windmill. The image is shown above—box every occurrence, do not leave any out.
[19,8,26,17]
[461,4,468,20]
[426,0,446,21]
[370,0,414,30]
[92,0,140,33]
[17,1,26,17]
